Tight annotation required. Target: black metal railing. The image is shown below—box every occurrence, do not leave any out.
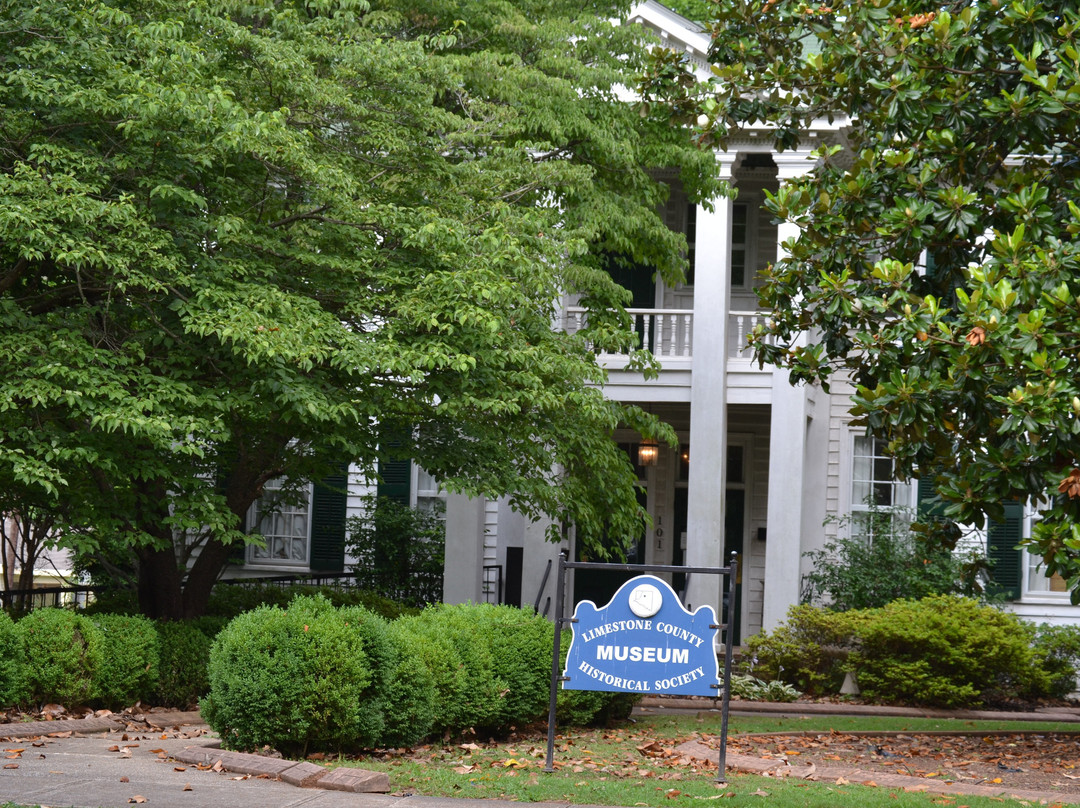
[1,569,433,615]
[0,584,100,613]
[482,564,503,605]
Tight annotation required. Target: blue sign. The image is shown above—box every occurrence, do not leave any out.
[562,575,720,696]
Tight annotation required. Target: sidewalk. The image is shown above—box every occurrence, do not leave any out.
[1,701,1078,808]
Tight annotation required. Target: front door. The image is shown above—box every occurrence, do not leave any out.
[723,487,744,645]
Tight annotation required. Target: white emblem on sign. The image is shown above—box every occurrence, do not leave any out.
[628,583,663,618]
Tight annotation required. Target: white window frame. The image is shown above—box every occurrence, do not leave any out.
[729,201,756,291]
[839,429,915,543]
[412,463,446,520]
[245,480,313,568]
[1022,502,1070,601]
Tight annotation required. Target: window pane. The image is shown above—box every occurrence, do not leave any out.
[247,479,311,565]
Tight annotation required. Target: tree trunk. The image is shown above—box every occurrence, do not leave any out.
[179,537,233,619]
[136,542,185,620]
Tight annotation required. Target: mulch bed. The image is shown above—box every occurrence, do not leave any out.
[720,731,1080,797]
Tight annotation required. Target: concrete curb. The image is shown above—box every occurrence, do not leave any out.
[639,696,1080,723]
[0,710,204,739]
[170,746,390,792]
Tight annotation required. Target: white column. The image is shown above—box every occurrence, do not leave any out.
[762,150,818,631]
[442,493,486,603]
[684,154,737,613]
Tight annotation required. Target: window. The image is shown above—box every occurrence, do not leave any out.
[247,479,312,565]
[414,465,446,519]
[684,202,697,286]
[849,435,911,542]
[1023,504,1068,598]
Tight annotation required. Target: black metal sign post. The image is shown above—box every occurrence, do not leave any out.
[544,553,739,783]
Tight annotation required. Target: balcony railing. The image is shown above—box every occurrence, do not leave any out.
[564,307,693,359]
[564,307,774,363]
[728,310,772,360]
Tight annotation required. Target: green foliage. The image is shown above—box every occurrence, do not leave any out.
[393,603,553,734]
[802,510,989,611]
[336,604,394,747]
[646,0,1080,596]
[743,604,863,696]
[1,0,722,620]
[662,0,716,23]
[729,674,801,703]
[851,596,1049,708]
[15,609,104,706]
[391,612,475,735]
[0,610,27,706]
[556,630,641,727]
[347,496,445,607]
[206,583,414,623]
[91,613,160,709]
[380,622,439,747]
[1031,624,1080,700]
[202,595,376,754]
[480,605,556,728]
[153,620,217,709]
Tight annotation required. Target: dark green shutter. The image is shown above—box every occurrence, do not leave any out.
[310,466,348,572]
[987,500,1024,601]
[917,475,948,520]
[377,458,411,505]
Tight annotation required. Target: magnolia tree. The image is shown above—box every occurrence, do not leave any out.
[0,0,722,618]
[644,1,1080,598]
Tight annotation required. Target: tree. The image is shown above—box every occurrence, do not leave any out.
[0,0,723,618]
[642,1,1080,598]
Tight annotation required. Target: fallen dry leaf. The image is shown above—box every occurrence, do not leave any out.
[3,763,18,769]
[749,790,769,797]
[128,797,147,804]
[183,783,192,791]
[120,776,129,783]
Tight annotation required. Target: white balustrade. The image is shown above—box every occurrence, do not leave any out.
[563,307,774,366]
[564,307,694,359]
[728,310,773,360]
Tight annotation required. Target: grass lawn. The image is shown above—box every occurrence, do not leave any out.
[336,713,1079,808]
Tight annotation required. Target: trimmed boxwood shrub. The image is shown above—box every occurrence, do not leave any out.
[380,621,439,747]
[742,604,864,695]
[0,610,27,706]
[479,604,555,727]
[16,609,104,706]
[154,620,217,709]
[336,604,394,747]
[392,605,503,733]
[850,595,1050,708]
[92,613,160,709]
[394,603,558,734]
[1031,623,1080,699]
[206,583,413,622]
[202,594,378,754]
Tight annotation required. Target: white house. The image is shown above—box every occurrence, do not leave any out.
[433,1,1079,636]
[230,1,1078,638]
